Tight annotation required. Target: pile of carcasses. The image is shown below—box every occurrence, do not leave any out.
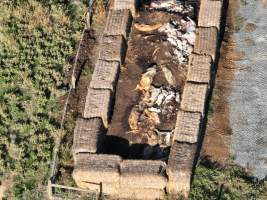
[159,18,196,64]
[149,0,196,64]
[128,66,180,146]
[150,0,194,15]
[146,86,179,115]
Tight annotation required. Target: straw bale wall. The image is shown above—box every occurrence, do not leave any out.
[83,88,112,128]
[180,82,208,115]
[72,117,105,155]
[110,0,138,17]
[72,0,224,198]
[198,0,222,31]
[187,54,213,84]
[89,60,120,92]
[120,160,167,189]
[104,9,133,38]
[167,0,224,197]
[194,27,218,61]
[98,35,126,64]
[173,111,202,143]
[73,154,122,187]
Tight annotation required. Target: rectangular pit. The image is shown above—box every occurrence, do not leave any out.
[106,1,199,160]
[71,0,223,198]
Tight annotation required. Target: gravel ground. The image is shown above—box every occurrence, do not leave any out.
[229,0,267,180]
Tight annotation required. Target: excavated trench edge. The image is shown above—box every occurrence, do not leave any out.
[71,0,224,199]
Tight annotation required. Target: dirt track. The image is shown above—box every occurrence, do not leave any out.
[201,0,239,164]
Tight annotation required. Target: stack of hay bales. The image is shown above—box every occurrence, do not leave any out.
[72,154,121,192]
[72,0,134,197]
[166,0,223,197]
[71,0,224,198]
[72,0,133,158]
[118,160,167,199]
[72,154,169,199]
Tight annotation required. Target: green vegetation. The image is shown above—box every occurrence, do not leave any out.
[240,0,248,6]
[208,87,220,117]
[234,15,246,32]
[0,0,88,199]
[190,158,267,200]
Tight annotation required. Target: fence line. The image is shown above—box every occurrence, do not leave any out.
[47,1,97,199]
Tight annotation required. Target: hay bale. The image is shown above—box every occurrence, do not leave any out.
[187,54,212,83]
[98,35,126,64]
[116,188,165,200]
[120,160,167,174]
[90,60,120,92]
[73,154,122,187]
[104,9,133,38]
[110,0,138,17]
[180,82,208,115]
[75,181,101,192]
[167,174,191,198]
[120,160,167,189]
[101,182,120,196]
[167,142,197,177]
[198,0,222,31]
[167,142,197,197]
[83,88,112,127]
[72,118,106,155]
[173,111,202,144]
[194,27,218,61]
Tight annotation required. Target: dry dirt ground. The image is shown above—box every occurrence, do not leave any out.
[201,0,240,164]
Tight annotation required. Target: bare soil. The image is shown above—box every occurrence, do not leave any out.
[59,4,107,118]
[244,22,257,33]
[70,30,97,115]
[201,0,241,164]
[58,27,106,121]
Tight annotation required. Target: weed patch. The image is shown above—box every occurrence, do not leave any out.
[190,158,267,200]
[0,0,87,198]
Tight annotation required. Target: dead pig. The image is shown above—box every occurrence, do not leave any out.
[136,67,157,91]
[150,0,194,16]
[158,18,196,64]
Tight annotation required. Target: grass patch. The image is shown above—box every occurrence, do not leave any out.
[234,15,246,32]
[208,87,220,117]
[190,158,267,200]
[0,0,88,198]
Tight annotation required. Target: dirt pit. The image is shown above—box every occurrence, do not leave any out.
[107,1,198,160]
